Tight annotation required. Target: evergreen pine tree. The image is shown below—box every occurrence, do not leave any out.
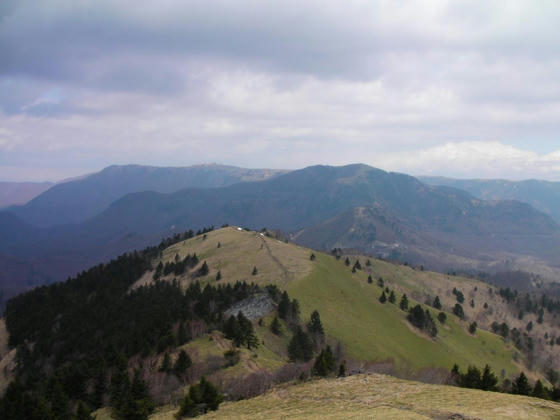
[173,350,192,376]
[288,327,314,362]
[512,372,532,395]
[453,303,465,320]
[532,380,547,399]
[215,270,222,281]
[270,316,282,336]
[469,322,477,334]
[399,294,409,311]
[438,312,447,324]
[308,310,324,335]
[278,292,290,320]
[460,366,481,389]
[367,275,373,284]
[313,345,336,377]
[199,376,223,411]
[433,296,442,309]
[379,291,387,304]
[377,277,384,288]
[252,266,258,275]
[338,361,346,377]
[480,364,498,391]
[344,257,350,266]
[197,261,209,277]
[388,290,396,304]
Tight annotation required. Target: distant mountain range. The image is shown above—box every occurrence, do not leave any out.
[2,163,560,301]
[9,164,287,227]
[421,176,560,223]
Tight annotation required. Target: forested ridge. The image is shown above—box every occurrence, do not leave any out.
[0,228,266,419]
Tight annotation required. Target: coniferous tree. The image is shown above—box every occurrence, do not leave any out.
[278,292,291,320]
[197,261,209,277]
[399,294,409,311]
[288,326,314,362]
[312,345,336,377]
[469,322,477,334]
[237,312,259,350]
[433,296,442,310]
[532,380,547,399]
[388,290,396,304]
[338,361,346,377]
[480,364,498,391]
[460,365,481,389]
[308,310,324,335]
[367,275,373,284]
[437,312,447,324]
[215,270,222,281]
[365,259,371,267]
[252,266,258,276]
[270,316,282,336]
[344,257,350,266]
[377,277,384,288]
[174,350,192,377]
[453,303,465,320]
[379,291,387,304]
[177,376,223,417]
[512,372,531,395]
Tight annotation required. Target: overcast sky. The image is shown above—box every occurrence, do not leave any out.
[1,0,560,181]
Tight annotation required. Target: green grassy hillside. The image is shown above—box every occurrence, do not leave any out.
[140,227,521,378]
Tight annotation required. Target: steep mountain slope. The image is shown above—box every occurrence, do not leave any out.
[0,182,53,208]
[9,164,286,227]
[421,176,560,223]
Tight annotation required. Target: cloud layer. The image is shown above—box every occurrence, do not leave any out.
[1,1,560,181]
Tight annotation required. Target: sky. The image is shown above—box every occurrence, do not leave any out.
[1,0,560,182]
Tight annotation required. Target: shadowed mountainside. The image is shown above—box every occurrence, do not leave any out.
[9,164,287,227]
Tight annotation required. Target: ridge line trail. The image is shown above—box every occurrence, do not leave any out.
[258,235,290,286]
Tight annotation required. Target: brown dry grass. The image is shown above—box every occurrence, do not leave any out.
[140,374,560,420]
[132,227,313,290]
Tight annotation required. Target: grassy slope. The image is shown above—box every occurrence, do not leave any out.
[287,253,518,376]
[151,374,560,420]
[138,227,519,377]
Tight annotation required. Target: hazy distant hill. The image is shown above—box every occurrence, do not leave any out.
[9,164,287,227]
[421,176,560,223]
[0,181,53,208]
